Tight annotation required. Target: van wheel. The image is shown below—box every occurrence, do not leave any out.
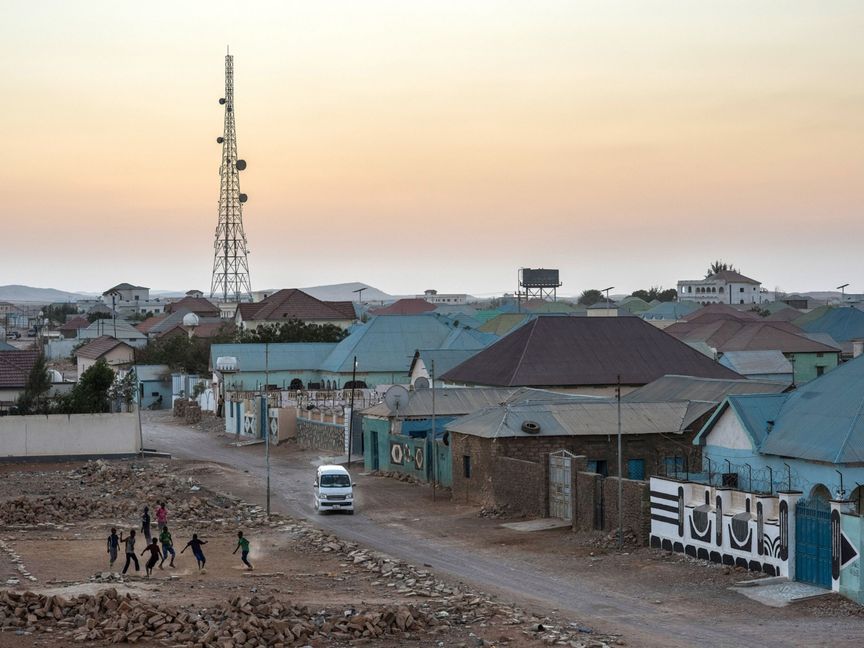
[347,510,354,515]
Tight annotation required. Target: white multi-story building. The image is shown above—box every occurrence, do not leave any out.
[102,283,166,315]
[677,271,763,305]
[420,289,468,305]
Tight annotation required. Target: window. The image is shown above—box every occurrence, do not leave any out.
[463,455,471,479]
[719,287,724,293]
[739,287,744,292]
[627,459,645,480]
[739,300,744,304]
[587,459,608,476]
[816,365,825,377]
[664,456,684,474]
[816,352,824,358]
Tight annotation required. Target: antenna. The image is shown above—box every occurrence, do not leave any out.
[210,50,253,304]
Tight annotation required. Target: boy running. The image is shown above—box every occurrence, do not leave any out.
[181,533,208,570]
[141,538,160,577]
[119,529,139,575]
[106,528,119,569]
[232,530,253,570]
[159,525,176,569]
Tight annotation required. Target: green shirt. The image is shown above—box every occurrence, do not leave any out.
[237,537,250,552]
[159,529,172,547]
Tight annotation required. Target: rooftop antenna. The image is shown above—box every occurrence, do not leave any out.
[210,48,253,304]
[837,283,849,305]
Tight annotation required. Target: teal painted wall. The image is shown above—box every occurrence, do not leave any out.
[362,417,391,471]
[786,352,839,384]
[840,513,864,604]
[361,415,451,486]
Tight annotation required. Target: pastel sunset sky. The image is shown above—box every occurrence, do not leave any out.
[3,1,863,297]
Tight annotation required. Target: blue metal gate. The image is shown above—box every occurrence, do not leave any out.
[795,497,832,588]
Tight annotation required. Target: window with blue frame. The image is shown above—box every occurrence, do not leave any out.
[627,459,645,480]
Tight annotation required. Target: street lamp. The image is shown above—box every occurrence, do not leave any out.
[600,287,615,308]
[837,283,850,305]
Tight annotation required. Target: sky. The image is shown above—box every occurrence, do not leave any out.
[2,1,864,298]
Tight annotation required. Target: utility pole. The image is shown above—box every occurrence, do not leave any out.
[347,356,357,466]
[265,342,270,518]
[431,360,437,502]
[617,373,623,550]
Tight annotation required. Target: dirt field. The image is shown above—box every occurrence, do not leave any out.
[0,459,618,647]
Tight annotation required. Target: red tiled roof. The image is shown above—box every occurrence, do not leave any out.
[441,316,741,387]
[372,299,436,315]
[240,289,356,322]
[0,350,39,388]
[58,316,89,332]
[76,336,133,360]
[136,314,168,334]
[165,296,220,316]
[665,320,840,354]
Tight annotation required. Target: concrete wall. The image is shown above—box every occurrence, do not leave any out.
[296,417,346,454]
[0,412,140,459]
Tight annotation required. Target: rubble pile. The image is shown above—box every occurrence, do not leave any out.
[0,588,443,645]
[0,461,278,530]
[591,528,640,551]
[281,522,622,647]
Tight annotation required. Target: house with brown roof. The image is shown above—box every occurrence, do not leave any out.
[664,318,840,384]
[371,299,436,316]
[234,289,357,331]
[76,336,134,378]
[440,316,741,396]
[164,296,221,317]
[0,350,40,411]
[57,316,90,339]
[677,270,764,306]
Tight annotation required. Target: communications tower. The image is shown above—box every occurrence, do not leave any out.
[210,49,253,303]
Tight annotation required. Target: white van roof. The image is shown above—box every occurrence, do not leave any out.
[317,464,349,475]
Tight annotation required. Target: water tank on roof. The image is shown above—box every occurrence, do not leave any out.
[182,313,200,328]
[47,369,64,384]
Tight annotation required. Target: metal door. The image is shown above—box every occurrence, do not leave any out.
[549,450,575,520]
[795,497,832,588]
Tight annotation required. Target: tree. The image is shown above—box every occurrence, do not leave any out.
[706,260,737,277]
[109,369,138,412]
[87,312,112,323]
[15,354,52,415]
[43,303,78,325]
[58,359,116,414]
[629,286,677,303]
[577,289,605,306]
[136,325,236,374]
[234,319,349,344]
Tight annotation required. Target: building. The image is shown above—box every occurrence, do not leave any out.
[796,306,864,356]
[677,270,763,305]
[441,315,741,396]
[408,348,483,389]
[102,283,166,316]
[372,299,436,315]
[0,350,40,411]
[718,350,793,383]
[665,317,840,384]
[134,364,172,410]
[164,295,221,317]
[419,289,468,305]
[76,336,135,378]
[234,289,356,330]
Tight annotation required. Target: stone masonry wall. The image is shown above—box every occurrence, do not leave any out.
[491,456,545,517]
[296,418,345,455]
[574,471,603,533]
[602,477,650,545]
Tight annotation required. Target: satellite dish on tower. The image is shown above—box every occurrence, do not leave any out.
[236,159,247,171]
[383,385,410,415]
[219,98,226,105]
[216,136,224,144]
[239,193,248,203]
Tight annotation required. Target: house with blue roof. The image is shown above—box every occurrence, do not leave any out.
[797,306,864,356]
[210,342,338,391]
[695,353,864,503]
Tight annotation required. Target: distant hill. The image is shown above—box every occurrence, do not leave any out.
[299,282,393,304]
[0,285,86,304]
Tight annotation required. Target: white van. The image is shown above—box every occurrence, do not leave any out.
[313,465,355,514]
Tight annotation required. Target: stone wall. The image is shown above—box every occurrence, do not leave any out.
[296,418,345,455]
[602,477,650,544]
[491,456,546,517]
[574,471,603,533]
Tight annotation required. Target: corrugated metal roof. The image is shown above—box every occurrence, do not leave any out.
[320,314,492,373]
[623,374,788,403]
[372,299,436,315]
[666,319,839,354]
[478,313,532,336]
[639,302,701,321]
[758,355,864,463]
[799,306,864,344]
[209,342,337,372]
[442,316,742,388]
[242,289,356,322]
[447,400,691,438]
[411,349,483,377]
[82,319,147,340]
[718,351,793,377]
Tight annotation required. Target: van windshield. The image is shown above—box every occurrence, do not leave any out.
[320,474,350,488]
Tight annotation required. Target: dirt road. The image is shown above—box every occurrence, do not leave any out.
[144,412,864,647]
